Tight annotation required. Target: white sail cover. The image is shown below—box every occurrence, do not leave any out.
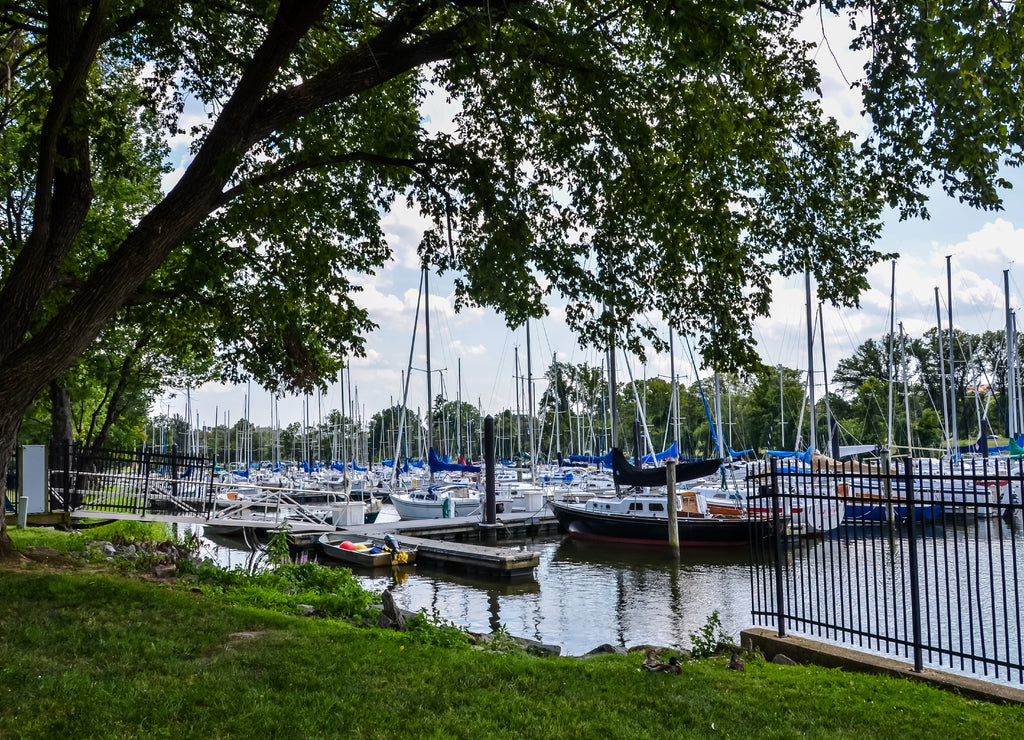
[838,444,876,458]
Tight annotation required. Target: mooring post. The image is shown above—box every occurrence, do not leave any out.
[771,459,786,638]
[169,443,179,518]
[484,415,496,526]
[904,463,924,672]
[666,458,679,559]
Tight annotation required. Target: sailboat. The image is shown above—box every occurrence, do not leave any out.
[549,450,780,546]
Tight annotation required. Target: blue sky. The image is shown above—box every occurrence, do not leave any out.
[153,13,1024,433]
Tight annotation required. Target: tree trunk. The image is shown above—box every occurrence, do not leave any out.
[50,381,75,444]
[0,406,23,558]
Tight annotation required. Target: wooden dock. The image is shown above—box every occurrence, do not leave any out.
[331,511,560,579]
[67,507,560,580]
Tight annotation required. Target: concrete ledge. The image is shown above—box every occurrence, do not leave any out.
[741,627,1024,706]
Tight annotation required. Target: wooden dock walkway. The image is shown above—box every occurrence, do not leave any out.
[69,507,561,580]
[336,511,560,579]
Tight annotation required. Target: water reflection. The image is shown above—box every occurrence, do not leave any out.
[189,521,754,656]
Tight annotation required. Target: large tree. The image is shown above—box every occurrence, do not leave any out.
[3,0,956,553]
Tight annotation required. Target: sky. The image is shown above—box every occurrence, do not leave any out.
[152,11,1024,434]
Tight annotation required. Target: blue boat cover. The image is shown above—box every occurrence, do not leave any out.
[428,447,480,473]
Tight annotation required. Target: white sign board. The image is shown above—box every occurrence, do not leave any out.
[19,445,48,514]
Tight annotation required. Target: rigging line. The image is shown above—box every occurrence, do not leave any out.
[485,329,513,411]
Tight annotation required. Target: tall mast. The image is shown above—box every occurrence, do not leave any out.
[424,266,434,482]
[670,327,680,448]
[886,260,896,452]
[947,255,959,455]
[457,358,462,456]
[514,346,522,457]
[935,288,951,454]
[805,269,817,453]
[714,371,726,459]
[608,315,618,449]
[552,353,561,460]
[900,322,913,455]
[526,322,537,483]
[819,303,839,459]
[1006,270,1018,440]
[779,364,785,450]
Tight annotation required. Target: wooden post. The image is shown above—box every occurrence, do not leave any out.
[666,458,679,558]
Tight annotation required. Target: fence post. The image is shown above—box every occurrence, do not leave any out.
[170,444,179,507]
[63,441,73,511]
[904,463,923,672]
[142,448,152,515]
[772,458,786,638]
[206,453,216,519]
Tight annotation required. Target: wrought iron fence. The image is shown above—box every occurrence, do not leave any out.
[3,447,16,515]
[49,442,215,518]
[748,454,1024,685]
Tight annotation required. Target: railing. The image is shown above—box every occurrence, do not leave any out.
[49,442,215,518]
[3,447,16,515]
[748,454,1024,685]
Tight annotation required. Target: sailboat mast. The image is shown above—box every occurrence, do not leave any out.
[526,322,537,484]
[935,288,951,454]
[553,353,561,460]
[805,269,817,453]
[779,364,785,449]
[514,346,522,457]
[714,372,726,459]
[457,358,462,456]
[947,255,959,455]
[670,327,680,448]
[900,323,913,455]
[886,260,896,452]
[424,267,434,482]
[818,303,839,459]
[1006,270,1018,440]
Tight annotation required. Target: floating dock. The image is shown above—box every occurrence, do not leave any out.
[332,511,560,579]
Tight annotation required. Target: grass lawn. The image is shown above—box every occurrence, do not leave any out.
[1,525,1022,739]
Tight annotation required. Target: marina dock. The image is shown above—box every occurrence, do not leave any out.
[69,506,560,580]
[335,510,560,579]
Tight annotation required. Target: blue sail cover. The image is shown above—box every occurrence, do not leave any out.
[428,447,480,473]
[641,441,679,464]
[766,448,813,463]
[729,447,754,458]
[568,451,612,467]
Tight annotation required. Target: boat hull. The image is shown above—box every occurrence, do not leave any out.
[549,500,772,547]
[318,533,416,568]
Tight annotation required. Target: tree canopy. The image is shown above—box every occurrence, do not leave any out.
[4,1,1024,548]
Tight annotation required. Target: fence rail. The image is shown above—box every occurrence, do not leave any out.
[48,443,215,519]
[748,454,1024,685]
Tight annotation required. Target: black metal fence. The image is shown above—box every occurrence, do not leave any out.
[748,454,1024,685]
[48,443,216,518]
[3,448,16,515]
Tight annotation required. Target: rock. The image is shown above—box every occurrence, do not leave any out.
[527,643,561,658]
[88,541,117,556]
[378,589,406,631]
[152,563,177,579]
[585,643,627,657]
[772,653,798,666]
[298,604,316,616]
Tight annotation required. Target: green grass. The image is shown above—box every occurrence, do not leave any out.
[8,520,173,553]
[1,528,1023,739]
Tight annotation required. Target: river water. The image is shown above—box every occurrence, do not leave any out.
[194,504,752,656]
